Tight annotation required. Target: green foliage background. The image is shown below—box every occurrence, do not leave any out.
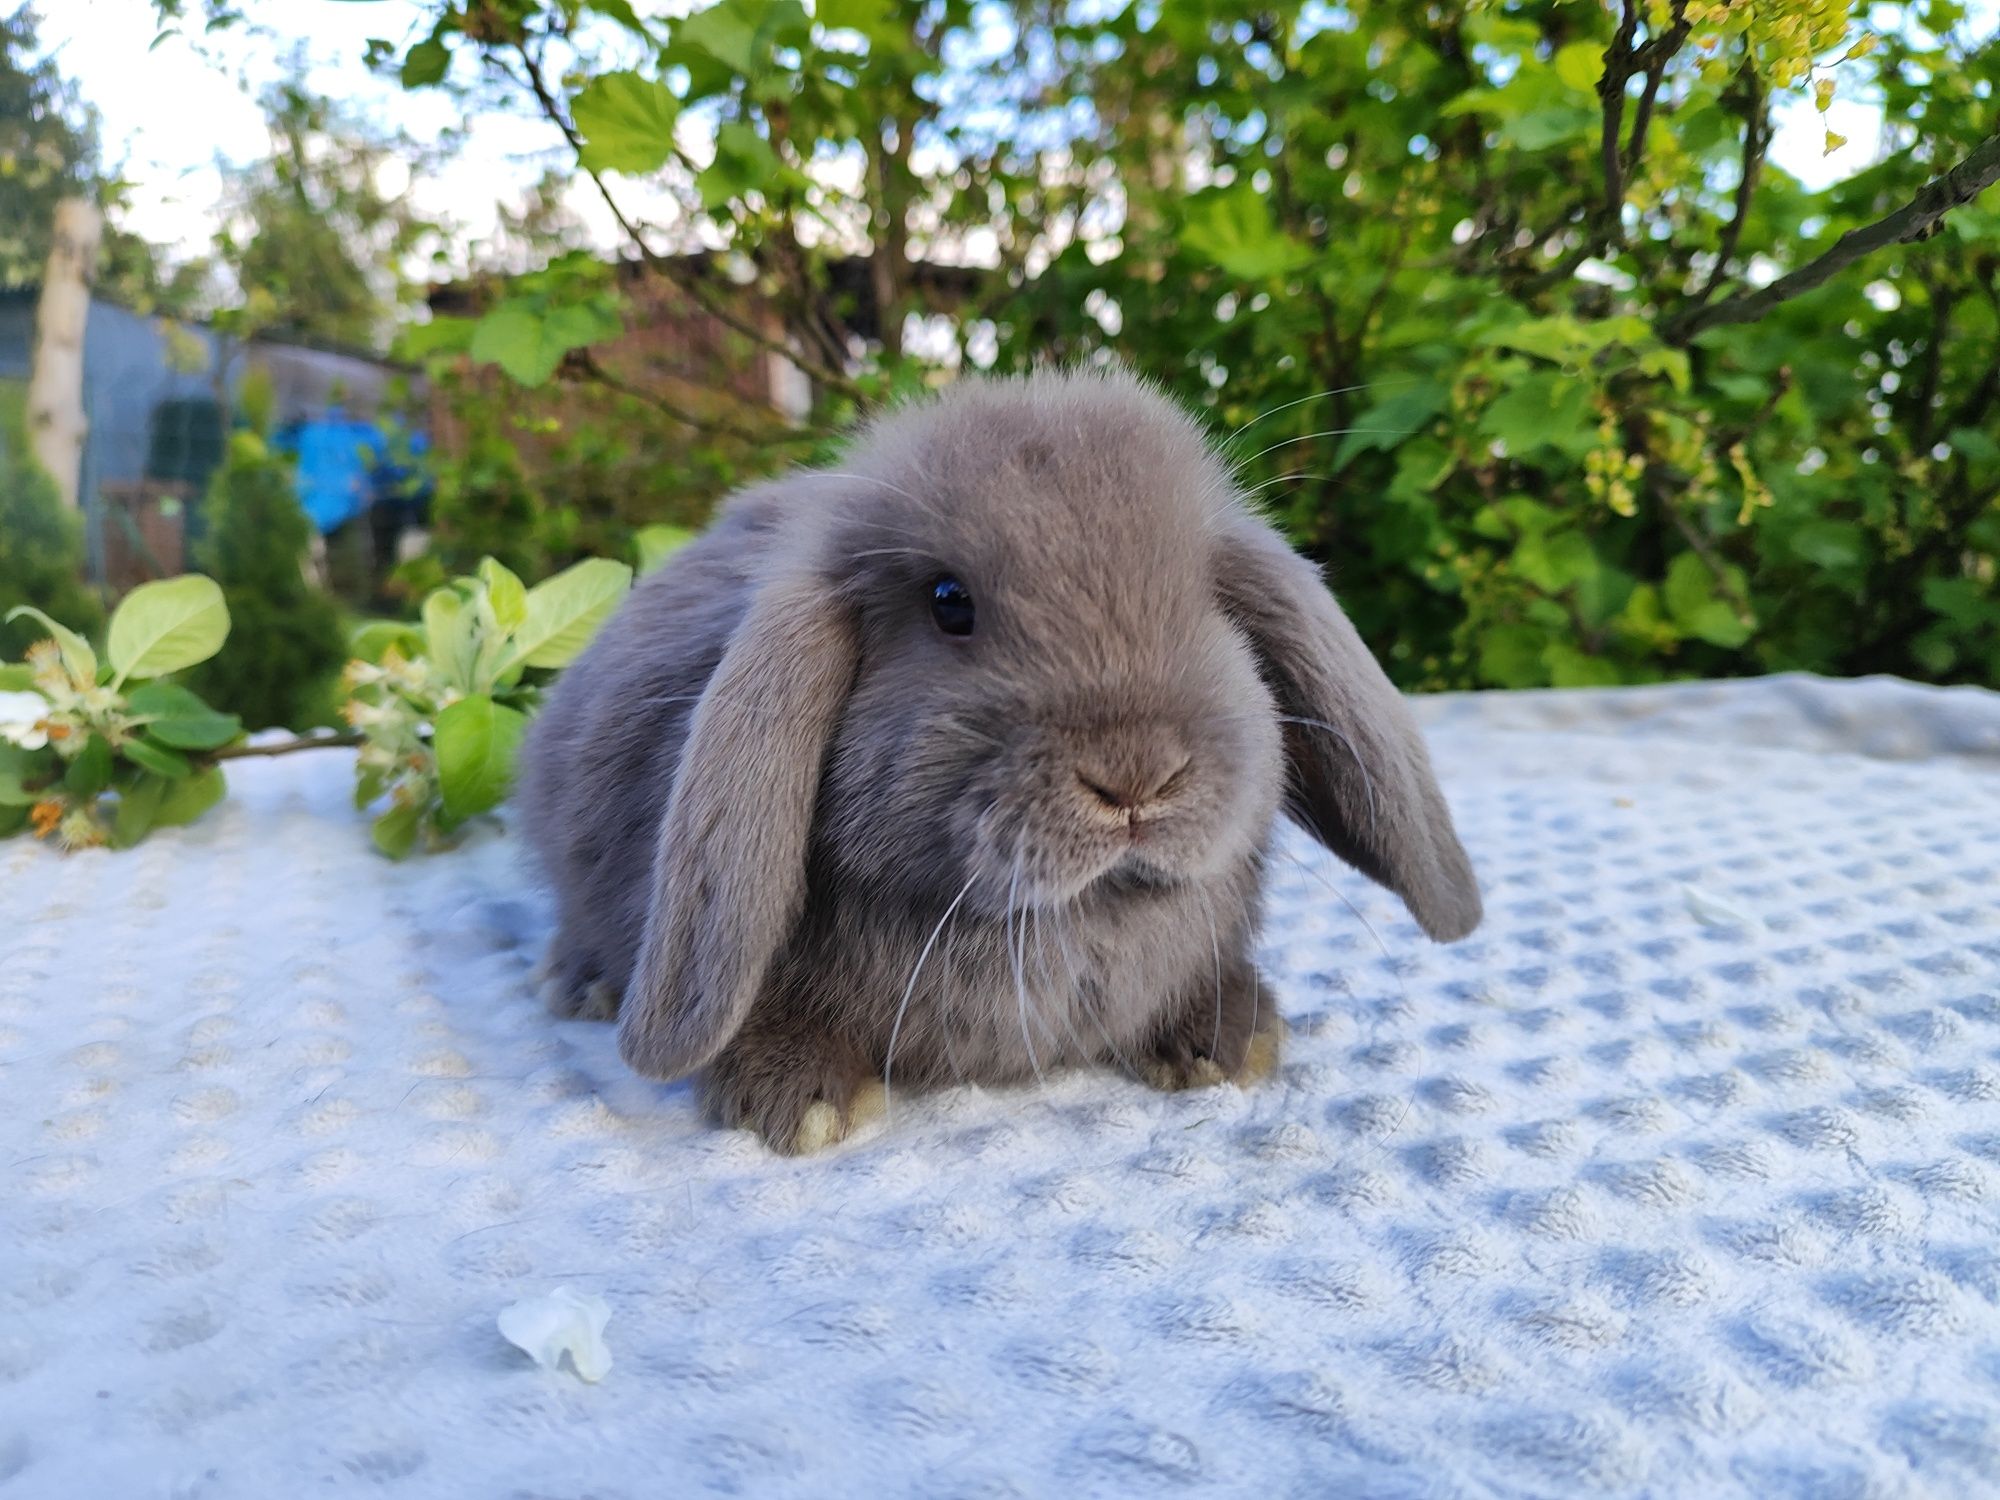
[149,0,2000,692]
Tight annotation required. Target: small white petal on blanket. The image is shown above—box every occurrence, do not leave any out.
[1682,883,1755,928]
[497,1287,614,1382]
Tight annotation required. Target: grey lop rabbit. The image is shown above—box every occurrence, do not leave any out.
[517,369,1481,1153]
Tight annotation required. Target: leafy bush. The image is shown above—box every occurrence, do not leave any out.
[0,384,102,659]
[357,0,2000,692]
[189,434,347,731]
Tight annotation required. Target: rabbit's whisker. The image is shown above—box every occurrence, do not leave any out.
[942,716,1006,751]
[1042,894,1118,1072]
[1206,906,1224,1061]
[1273,714,1380,833]
[1228,428,1403,480]
[883,872,978,1122]
[1031,899,1093,1067]
[819,470,950,524]
[1007,838,1044,1085]
[1222,382,1380,446]
[1238,470,1337,500]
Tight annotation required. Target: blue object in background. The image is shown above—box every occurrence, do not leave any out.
[274,408,388,534]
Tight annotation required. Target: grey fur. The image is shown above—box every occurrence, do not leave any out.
[516,369,1481,1146]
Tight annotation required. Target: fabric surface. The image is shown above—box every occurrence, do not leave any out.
[4,673,1999,1498]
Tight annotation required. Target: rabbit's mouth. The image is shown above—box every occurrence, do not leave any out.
[965,794,1227,916]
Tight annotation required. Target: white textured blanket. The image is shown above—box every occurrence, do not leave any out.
[5,674,1999,1498]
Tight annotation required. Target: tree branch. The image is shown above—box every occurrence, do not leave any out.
[1690,61,1766,304]
[1620,5,1689,179]
[508,40,863,400]
[562,349,823,447]
[1666,130,2000,344]
[1596,2,1641,225]
[210,731,362,761]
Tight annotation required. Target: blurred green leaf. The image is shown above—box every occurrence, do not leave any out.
[479,557,529,633]
[573,71,680,175]
[1480,372,1596,459]
[1514,530,1598,593]
[1553,42,1603,93]
[65,735,113,798]
[469,300,598,387]
[423,586,478,688]
[698,121,784,209]
[400,37,449,87]
[1789,520,1867,571]
[434,694,528,820]
[1922,576,2000,630]
[126,681,241,750]
[582,0,649,35]
[156,766,224,827]
[1664,553,1754,647]
[5,605,95,686]
[1478,623,1549,688]
[1544,642,1622,687]
[354,763,387,811]
[123,737,192,779]
[394,316,475,362]
[113,775,166,847]
[108,575,231,685]
[817,0,897,35]
[372,800,422,859]
[1334,382,1451,469]
[676,0,809,76]
[1182,185,1316,281]
[351,620,425,663]
[507,558,634,671]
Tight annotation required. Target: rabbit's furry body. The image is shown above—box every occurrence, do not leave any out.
[519,371,1480,1150]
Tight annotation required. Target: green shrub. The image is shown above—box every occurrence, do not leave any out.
[425,391,543,584]
[0,382,102,658]
[189,435,346,731]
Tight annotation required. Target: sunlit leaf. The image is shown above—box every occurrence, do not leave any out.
[434,693,529,820]
[1182,185,1315,281]
[401,37,449,87]
[506,558,633,671]
[107,575,230,684]
[573,71,680,175]
[5,605,95,686]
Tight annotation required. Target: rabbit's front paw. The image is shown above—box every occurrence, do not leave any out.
[705,1026,881,1155]
[1139,965,1283,1091]
[537,938,621,1021]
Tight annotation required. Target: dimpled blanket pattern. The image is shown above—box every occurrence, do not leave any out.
[5,674,2000,1499]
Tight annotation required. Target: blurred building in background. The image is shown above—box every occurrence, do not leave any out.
[0,286,415,592]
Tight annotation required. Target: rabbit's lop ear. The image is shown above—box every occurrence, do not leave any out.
[1218,520,1482,941]
[618,558,859,1080]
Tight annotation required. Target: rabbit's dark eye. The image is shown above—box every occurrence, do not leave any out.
[930,575,975,637]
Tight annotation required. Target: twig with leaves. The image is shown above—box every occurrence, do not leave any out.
[1666,132,2000,344]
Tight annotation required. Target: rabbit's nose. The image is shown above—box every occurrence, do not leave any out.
[1075,749,1192,815]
